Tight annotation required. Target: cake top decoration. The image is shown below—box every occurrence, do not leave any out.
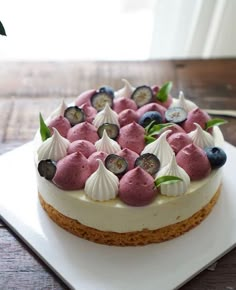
[37,80,227,207]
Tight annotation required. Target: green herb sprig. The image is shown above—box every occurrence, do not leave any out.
[154,175,183,188]
[205,118,228,130]
[156,81,172,102]
[0,21,6,36]
[39,113,51,141]
[144,122,174,144]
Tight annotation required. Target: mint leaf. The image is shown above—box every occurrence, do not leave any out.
[156,81,172,102]
[148,123,173,136]
[144,123,174,144]
[144,135,156,144]
[0,21,6,36]
[205,118,228,130]
[154,175,183,188]
[39,113,51,141]
[144,120,156,134]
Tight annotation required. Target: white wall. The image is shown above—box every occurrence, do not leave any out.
[210,0,236,57]
[0,0,154,60]
[150,0,236,59]
[0,0,235,60]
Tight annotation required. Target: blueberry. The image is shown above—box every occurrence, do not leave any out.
[38,159,57,180]
[204,147,227,169]
[91,92,113,111]
[99,86,114,98]
[165,107,187,123]
[134,153,160,175]
[139,111,163,128]
[97,123,119,139]
[131,85,153,107]
[105,154,128,176]
[64,106,85,126]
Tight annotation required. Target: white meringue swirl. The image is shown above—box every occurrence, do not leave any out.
[114,79,135,98]
[93,102,120,128]
[84,159,119,201]
[37,128,70,162]
[188,123,215,148]
[95,130,121,154]
[156,154,190,196]
[141,130,174,168]
[50,99,68,120]
[171,91,197,112]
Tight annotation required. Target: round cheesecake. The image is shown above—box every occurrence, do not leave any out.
[36,127,223,245]
[35,83,226,246]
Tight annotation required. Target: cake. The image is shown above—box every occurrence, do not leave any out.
[35,79,227,246]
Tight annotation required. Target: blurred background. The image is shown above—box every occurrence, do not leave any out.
[0,0,236,153]
[1,0,236,61]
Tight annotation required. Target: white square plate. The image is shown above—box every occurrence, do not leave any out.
[1,142,236,290]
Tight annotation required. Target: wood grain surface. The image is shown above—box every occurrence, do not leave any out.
[0,59,236,289]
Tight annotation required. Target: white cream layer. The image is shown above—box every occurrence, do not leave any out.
[38,167,222,232]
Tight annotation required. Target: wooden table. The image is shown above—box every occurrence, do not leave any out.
[0,59,236,289]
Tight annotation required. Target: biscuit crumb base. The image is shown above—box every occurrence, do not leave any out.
[39,187,221,246]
